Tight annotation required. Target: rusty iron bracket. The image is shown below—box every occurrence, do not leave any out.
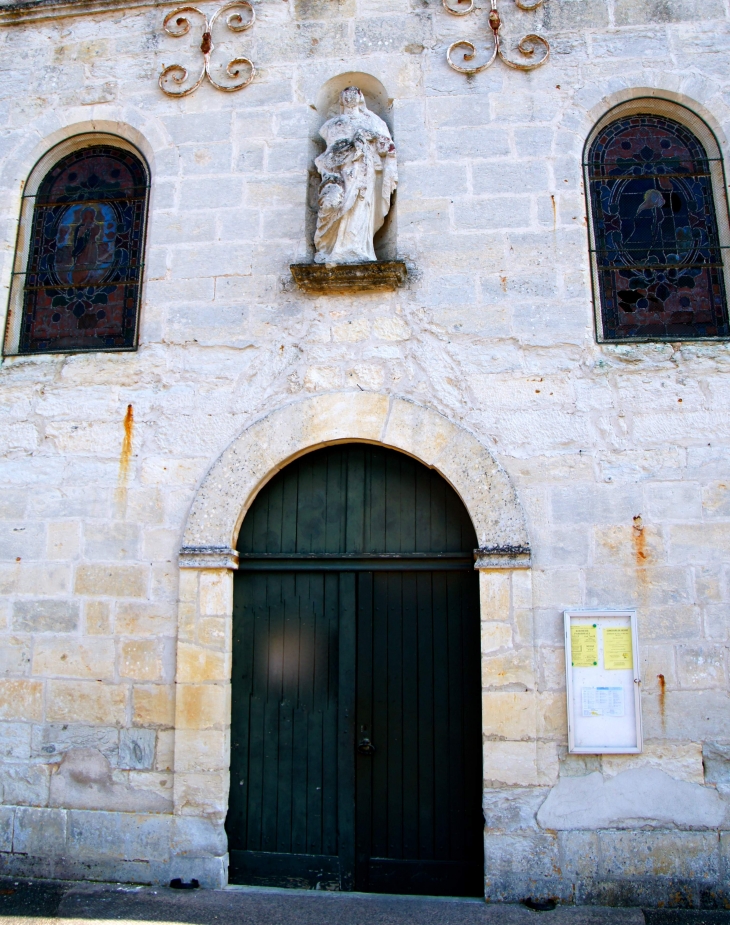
[443,0,549,74]
[159,2,256,97]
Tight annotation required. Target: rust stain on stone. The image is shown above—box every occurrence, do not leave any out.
[657,673,666,731]
[120,404,134,477]
[115,404,134,513]
[632,514,647,564]
[632,514,649,607]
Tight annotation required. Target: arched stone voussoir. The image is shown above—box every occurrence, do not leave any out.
[383,398,528,551]
[180,392,530,565]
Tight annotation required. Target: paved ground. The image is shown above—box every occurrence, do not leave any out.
[0,880,729,925]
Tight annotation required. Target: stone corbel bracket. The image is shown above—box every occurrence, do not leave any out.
[290,261,408,294]
[474,544,531,569]
[179,545,239,569]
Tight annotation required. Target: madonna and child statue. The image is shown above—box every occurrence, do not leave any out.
[313,86,398,266]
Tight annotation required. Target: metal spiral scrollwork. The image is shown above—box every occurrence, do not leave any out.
[159,1,256,97]
[444,0,549,74]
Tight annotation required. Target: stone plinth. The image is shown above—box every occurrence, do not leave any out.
[290,261,407,294]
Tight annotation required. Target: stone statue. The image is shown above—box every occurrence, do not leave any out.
[313,86,397,265]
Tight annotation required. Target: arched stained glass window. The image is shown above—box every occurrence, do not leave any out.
[585,103,730,342]
[5,139,149,355]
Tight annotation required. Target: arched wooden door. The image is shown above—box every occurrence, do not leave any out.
[226,445,484,896]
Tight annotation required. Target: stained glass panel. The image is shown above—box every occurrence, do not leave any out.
[19,145,148,354]
[588,114,730,341]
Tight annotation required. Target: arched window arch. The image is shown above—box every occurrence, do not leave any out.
[4,135,149,355]
[584,99,730,342]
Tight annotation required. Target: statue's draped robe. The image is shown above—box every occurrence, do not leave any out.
[314,106,397,264]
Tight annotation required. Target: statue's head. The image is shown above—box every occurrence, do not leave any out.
[340,86,365,112]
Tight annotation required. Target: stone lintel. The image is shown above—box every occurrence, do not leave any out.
[474,545,531,569]
[290,260,408,294]
[179,546,239,570]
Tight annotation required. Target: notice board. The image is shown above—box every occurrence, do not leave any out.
[564,610,642,754]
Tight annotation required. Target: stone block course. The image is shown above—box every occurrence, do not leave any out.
[0,764,51,807]
[0,806,13,853]
[132,684,175,728]
[1,724,31,760]
[118,728,156,770]
[13,807,66,856]
[0,636,31,677]
[12,600,78,633]
[31,724,119,762]
[600,831,721,880]
[74,565,148,599]
[46,681,126,726]
[67,809,172,861]
[32,639,115,680]
[119,640,165,682]
[0,680,43,722]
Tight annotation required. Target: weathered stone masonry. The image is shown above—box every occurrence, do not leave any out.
[0,0,729,905]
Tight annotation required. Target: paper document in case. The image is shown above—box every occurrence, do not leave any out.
[581,686,624,717]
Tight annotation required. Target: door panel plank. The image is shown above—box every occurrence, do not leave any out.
[291,706,309,855]
[337,572,357,891]
[430,571,451,861]
[261,697,280,852]
[277,703,293,853]
[385,571,404,860]
[416,571,435,860]
[245,693,265,850]
[401,571,420,860]
[354,570,374,893]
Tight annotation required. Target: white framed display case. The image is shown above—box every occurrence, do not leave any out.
[564,610,643,754]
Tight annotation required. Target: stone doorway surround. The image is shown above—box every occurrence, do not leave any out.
[175,391,533,886]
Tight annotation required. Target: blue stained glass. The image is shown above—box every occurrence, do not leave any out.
[588,114,729,340]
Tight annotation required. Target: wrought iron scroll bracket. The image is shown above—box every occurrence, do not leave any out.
[443,0,549,74]
[159,2,256,97]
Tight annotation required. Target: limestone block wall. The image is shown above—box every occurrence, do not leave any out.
[0,0,728,904]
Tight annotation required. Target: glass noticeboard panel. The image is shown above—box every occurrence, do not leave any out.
[564,610,642,754]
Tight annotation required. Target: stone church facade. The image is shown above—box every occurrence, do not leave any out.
[0,0,729,906]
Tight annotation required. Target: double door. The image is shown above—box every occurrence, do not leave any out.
[226,560,483,896]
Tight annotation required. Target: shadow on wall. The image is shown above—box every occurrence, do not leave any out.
[304,71,397,263]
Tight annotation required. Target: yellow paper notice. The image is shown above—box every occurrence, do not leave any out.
[604,627,633,670]
[571,624,598,667]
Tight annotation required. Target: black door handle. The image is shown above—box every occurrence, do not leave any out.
[357,738,375,755]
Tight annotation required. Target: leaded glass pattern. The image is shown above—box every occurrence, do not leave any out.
[587,113,730,341]
[18,145,148,354]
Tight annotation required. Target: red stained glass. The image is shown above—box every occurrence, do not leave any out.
[19,145,148,354]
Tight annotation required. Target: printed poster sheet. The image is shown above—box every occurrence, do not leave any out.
[570,624,598,667]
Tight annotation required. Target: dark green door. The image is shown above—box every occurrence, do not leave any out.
[226,445,483,896]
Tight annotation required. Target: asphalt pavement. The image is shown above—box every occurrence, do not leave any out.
[0,879,729,925]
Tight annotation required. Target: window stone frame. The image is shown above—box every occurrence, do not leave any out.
[584,97,730,345]
[3,132,150,357]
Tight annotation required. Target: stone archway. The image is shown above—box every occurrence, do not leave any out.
[172,392,532,885]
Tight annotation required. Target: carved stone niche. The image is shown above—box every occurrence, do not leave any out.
[290,72,407,294]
